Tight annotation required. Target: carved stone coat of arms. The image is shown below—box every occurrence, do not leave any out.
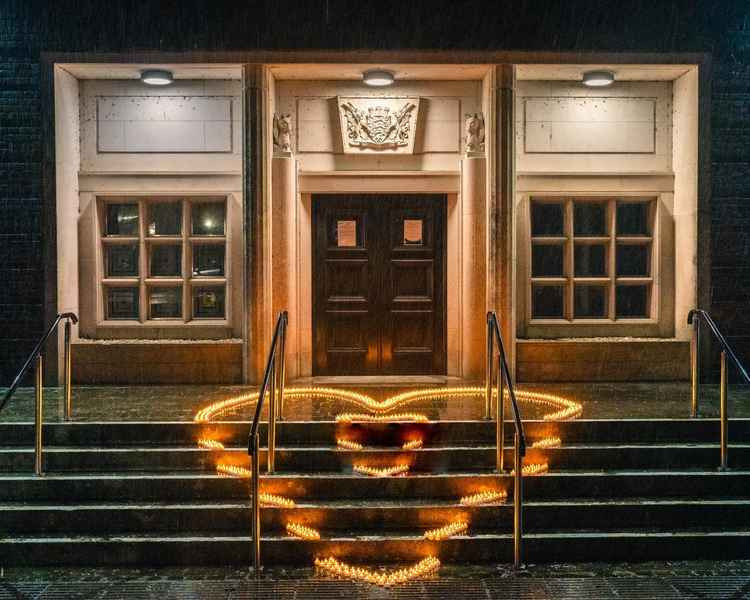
[337,97,421,154]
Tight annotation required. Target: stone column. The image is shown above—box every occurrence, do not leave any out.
[271,151,297,378]
[461,153,487,380]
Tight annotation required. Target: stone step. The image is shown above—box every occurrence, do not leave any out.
[2,443,750,472]
[2,419,748,446]
[1,529,749,566]
[3,470,750,502]
[3,498,750,535]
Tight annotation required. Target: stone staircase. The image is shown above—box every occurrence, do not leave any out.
[1,396,750,572]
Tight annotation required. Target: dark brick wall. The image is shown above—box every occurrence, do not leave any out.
[1,0,749,382]
[711,59,750,373]
[0,2,43,382]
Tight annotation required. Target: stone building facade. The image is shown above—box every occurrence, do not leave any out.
[1,1,749,385]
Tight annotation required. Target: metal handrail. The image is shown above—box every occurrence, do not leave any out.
[688,308,750,469]
[1,312,78,414]
[1,312,78,476]
[247,310,288,574]
[485,310,526,569]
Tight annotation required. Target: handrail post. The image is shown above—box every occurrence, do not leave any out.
[691,316,700,417]
[497,357,505,472]
[34,355,44,477]
[63,319,72,421]
[268,357,276,474]
[485,316,493,420]
[277,315,287,422]
[250,431,261,574]
[513,430,523,569]
[720,350,729,471]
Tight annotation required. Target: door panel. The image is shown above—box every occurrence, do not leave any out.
[313,194,446,375]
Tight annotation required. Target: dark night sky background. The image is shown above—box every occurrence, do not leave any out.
[3,1,748,56]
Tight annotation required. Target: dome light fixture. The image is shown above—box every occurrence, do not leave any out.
[140,69,174,86]
[363,69,395,87]
[582,70,615,87]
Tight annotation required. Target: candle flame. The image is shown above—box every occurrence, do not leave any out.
[286,522,321,540]
[315,556,440,587]
[259,492,296,508]
[423,521,468,540]
[459,489,508,506]
[353,463,410,477]
[336,438,363,451]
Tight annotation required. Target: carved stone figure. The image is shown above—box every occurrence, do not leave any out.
[340,100,417,150]
[464,113,485,154]
[273,113,293,154]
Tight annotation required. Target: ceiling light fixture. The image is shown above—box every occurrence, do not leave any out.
[363,69,394,87]
[582,70,615,87]
[140,69,174,86]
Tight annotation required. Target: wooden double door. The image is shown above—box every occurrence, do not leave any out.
[313,194,447,375]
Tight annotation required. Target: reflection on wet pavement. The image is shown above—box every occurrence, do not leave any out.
[1,382,749,423]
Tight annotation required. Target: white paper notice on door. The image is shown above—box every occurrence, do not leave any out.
[337,220,357,247]
[403,219,423,245]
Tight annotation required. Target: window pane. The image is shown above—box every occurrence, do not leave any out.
[531,202,564,237]
[193,244,225,277]
[106,204,139,236]
[531,244,564,277]
[106,287,139,320]
[328,217,362,248]
[574,285,607,318]
[192,203,225,236]
[148,203,182,236]
[403,219,423,245]
[106,245,138,277]
[148,286,182,319]
[574,243,607,277]
[617,202,650,236]
[150,245,182,277]
[616,244,650,277]
[193,286,226,319]
[574,202,606,236]
[531,285,564,318]
[616,285,649,318]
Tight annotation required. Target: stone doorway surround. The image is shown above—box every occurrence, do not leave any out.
[271,165,488,380]
[253,64,500,383]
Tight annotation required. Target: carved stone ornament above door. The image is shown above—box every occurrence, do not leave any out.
[337,96,421,154]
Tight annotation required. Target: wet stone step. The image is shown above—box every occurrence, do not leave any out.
[1,530,749,566]
[2,419,749,446]
[3,443,750,473]
[4,498,750,536]
[3,470,750,502]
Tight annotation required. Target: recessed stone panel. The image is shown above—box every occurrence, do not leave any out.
[96,96,232,153]
[524,97,656,154]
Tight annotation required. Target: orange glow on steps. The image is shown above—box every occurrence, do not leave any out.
[198,438,225,450]
[401,438,424,450]
[423,521,468,540]
[353,463,410,477]
[286,522,321,540]
[315,556,441,587]
[216,464,251,478]
[259,493,296,508]
[336,412,429,423]
[336,438,363,451]
[459,489,508,506]
[512,462,549,476]
[531,436,561,449]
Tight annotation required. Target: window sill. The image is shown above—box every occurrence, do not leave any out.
[75,338,243,345]
[523,320,667,339]
[91,321,234,340]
